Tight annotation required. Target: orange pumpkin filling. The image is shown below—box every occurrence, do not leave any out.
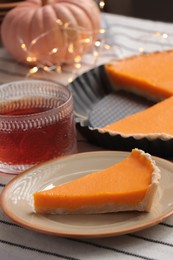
[99,96,173,138]
[33,149,160,214]
[106,50,173,100]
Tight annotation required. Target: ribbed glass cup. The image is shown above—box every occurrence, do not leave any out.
[0,80,76,174]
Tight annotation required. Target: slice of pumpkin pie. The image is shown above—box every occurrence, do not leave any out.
[98,95,173,141]
[33,149,160,214]
[106,50,173,101]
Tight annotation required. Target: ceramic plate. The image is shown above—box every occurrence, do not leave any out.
[1,151,173,238]
[68,65,173,158]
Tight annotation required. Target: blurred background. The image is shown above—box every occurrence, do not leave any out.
[1,0,173,23]
[100,0,173,22]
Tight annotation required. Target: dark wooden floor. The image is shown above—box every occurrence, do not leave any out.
[104,0,173,23]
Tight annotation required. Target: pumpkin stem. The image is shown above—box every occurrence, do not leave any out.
[41,0,48,6]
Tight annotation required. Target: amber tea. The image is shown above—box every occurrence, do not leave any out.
[0,81,76,174]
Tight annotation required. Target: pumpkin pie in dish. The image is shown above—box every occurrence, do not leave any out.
[33,149,160,214]
[98,95,173,141]
[106,50,173,101]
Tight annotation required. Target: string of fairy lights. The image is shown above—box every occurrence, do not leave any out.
[19,0,172,79]
[21,18,109,79]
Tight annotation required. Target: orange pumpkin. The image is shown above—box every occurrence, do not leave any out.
[1,0,100,66]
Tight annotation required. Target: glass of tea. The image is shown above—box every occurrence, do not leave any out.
[0,80,77,174]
